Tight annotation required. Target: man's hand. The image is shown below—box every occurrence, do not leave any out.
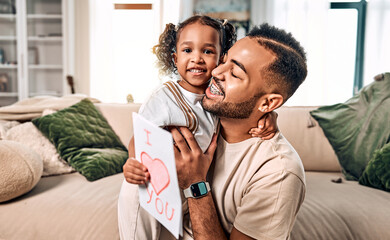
[170,127,218,189]
[170,127,255,240]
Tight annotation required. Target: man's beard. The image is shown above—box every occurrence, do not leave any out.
[201,94,261,119]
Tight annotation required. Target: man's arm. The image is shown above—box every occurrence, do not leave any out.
[171,127,254,240]
[187,195,255,240]
[187,194,226,239]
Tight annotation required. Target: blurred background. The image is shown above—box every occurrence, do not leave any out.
[1,0,389,106]
[87,0,390,105]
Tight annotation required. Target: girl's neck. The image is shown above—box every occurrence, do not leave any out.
[178,79,208,94]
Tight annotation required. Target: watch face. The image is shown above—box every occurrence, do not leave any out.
[191,182,208,197]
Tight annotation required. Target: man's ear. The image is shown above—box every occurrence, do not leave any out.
[258,94,284,113]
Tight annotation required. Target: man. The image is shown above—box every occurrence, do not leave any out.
[119,23,307,239]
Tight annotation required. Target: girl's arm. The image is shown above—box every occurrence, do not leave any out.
[249,111,279,140]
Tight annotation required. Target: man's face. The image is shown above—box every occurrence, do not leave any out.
[202,37,276,119]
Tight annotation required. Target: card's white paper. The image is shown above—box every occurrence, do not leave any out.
[133,112,183,238]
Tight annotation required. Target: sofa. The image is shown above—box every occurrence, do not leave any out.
[0,103,389,240]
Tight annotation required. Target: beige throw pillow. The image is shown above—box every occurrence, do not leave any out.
[0,141,43,202]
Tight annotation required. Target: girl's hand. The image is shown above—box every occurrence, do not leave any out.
[249,111,279,140]
[123,158,150,185]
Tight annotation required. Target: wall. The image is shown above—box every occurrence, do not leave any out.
[74,0,90,96]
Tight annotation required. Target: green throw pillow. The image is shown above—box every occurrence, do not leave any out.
[32,99,128,181]
[359,143,390,192]
[310,73,390,180]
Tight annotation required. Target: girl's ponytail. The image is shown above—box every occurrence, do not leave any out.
[219,19,237,56]
[153,23,177,76]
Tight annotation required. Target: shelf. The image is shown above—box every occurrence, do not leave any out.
[0,0,70,107]
[27,14,62,20]
[29,65,63,70]
[0,36,17,41]
[0,14,16,20]
[0,64,17,69]
[0,92,18,97]
[28,36,62,42]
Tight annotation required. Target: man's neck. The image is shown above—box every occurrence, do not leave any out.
[219,114,263,143]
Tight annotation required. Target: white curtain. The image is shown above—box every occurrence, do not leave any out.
[363,0,390,86]
[89,0,185,103]
[89,0,164,103]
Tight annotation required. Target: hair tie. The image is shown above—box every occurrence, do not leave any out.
[222,19,228,26]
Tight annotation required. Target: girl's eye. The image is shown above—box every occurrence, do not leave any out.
[204,49,214,54]
[183,48,191,53]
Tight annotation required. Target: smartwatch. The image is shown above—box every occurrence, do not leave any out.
[183,181,211,198]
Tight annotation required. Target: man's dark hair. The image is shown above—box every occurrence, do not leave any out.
[247,23,307,101]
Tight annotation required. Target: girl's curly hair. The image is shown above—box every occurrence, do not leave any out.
[152,15,237,76]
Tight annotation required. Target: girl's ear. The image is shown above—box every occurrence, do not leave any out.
[258,94,284,113]
[172,53,177,65]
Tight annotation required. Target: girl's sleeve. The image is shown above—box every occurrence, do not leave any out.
[138,92,171,128]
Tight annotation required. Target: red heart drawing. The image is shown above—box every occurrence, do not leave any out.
[141,152,170,196]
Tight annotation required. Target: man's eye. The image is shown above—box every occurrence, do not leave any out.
[231,70,239,78]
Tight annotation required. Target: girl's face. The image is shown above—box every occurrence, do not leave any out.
[173,22,221,94]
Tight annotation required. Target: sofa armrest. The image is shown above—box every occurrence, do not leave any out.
[95,103,141,148]
[276,106,341,172]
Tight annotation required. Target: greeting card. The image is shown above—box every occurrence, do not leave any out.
[133,113,182,238]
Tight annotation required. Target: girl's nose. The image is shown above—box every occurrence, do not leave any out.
[191,52,204,63]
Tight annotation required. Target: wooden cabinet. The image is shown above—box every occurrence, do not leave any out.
[0,0,73,106]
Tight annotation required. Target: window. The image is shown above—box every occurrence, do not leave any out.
[330,0,367,95]
[89,0,182,103]
[326,8,358,103]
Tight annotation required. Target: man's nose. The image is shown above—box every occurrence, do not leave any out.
[212,65,225,80]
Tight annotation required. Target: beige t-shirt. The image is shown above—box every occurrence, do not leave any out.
[210,132,306,239]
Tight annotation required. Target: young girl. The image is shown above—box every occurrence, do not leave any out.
[124,15,277,185]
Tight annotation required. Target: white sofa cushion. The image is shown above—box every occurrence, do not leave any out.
[291,171,390,239]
